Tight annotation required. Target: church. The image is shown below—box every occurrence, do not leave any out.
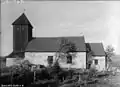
[6,13,106,71]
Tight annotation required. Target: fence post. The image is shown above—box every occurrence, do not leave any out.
[34,71,36,83]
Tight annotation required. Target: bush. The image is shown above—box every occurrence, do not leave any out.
[52,61,61,74]
[48,61,62,80]
[88,68,97,77]
[0,75,11,84]
[1,60,34,85]
[1,68,34,85]
[1,67,10,74]
[13,71,34,85]
[35,68,50,80]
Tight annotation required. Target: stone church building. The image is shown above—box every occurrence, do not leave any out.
[6,13,106,71]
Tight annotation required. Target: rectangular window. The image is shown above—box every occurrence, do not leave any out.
[47,56,53,64]
[67,55,72,64]
[94,59,98,65]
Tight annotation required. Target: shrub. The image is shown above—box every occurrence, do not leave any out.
[48,61,62,79]
[88,68,97,77]
[0,74,11,84]
[52,61,61,74]
[3,60,33,85]
[1,67,10,74]
[1,67,12,76]
[35,68,50,80]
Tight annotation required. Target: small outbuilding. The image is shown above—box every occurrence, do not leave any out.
[86,43,106,71]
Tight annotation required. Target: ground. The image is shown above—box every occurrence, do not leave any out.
[73,72,120,87]
[106,72,120,87]
[95,72,120,87]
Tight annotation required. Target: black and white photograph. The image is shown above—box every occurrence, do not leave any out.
[1,0,120,87]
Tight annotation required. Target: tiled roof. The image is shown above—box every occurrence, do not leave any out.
[88,43,105,56]
[5,52,25,58]
[25,36,86,52]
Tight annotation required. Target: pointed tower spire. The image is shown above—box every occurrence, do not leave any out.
[12,13,33,28]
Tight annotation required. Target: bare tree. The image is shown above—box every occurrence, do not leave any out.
[105,45,115,62]
[50,38,77,81]
[105,45,115,71]
[55,38,77,65]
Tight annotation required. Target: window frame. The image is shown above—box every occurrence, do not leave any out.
[94,59,98,65]
[47,56,53,64]
[67,54,72,64]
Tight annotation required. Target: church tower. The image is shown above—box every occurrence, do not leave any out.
[12,13,33,52]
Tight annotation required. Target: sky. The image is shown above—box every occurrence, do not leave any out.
[1,1,120,56]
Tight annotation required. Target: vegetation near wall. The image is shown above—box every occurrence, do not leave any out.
[1,57,111,87]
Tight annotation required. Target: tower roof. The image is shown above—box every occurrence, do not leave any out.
[12,13,33,28]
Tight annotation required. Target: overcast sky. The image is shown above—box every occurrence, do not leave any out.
[1,1,120,56]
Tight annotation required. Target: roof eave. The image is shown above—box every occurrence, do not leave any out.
[92,55,106,57]
[25,50,86,52]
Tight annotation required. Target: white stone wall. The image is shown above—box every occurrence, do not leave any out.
[92,56,106,71]
[6,58,23,67]
[25,52,86,69]
[25,52,56,66]
[59,52,86,69]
